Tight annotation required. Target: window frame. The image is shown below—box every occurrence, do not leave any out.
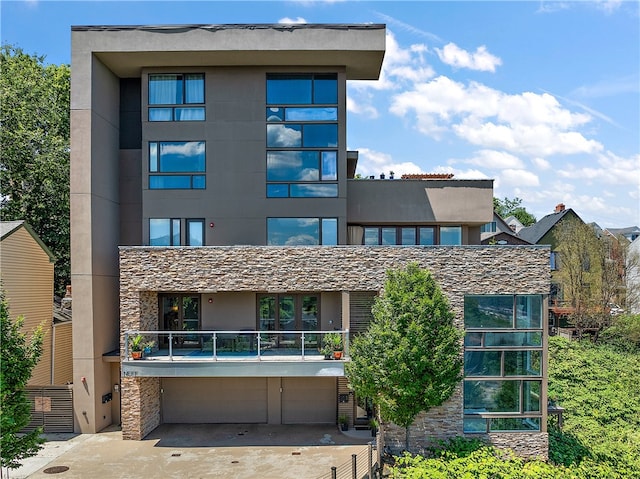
[360,226,461,246]
[463,294,545,434]
[266,217,338,246]
[148,73,205,122]
[265,73,339,199]
[148,141,206,190]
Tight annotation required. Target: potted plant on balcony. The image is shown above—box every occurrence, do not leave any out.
[338,414,349,431]
[323,332,343,360]
[143,340,155,356]
[129,334,144,360]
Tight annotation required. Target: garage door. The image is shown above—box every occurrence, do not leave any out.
[162,378,268,423]
[281,377,336,424]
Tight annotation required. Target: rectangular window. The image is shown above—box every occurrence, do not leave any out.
[149,141,206,190]
[266,74,338,199]
[481,222,497,233]
[149,218,180,246]
[419,227,436,245]
[149,73,204,121]
[267,217,337,246]
[440,226,462,245]
[266,74,337,105]
[358,226,458,245]
[149,141,205,172]
[463,294,544,434]
[186,219,205,246]
[464,295,515,329]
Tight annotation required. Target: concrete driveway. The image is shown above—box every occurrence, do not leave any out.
[12,424,376,479]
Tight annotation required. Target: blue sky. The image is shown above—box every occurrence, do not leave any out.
[2,0,639,228]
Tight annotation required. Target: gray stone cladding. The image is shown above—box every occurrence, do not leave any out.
[119,245,550,454]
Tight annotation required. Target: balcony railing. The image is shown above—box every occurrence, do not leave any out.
[123,330,349,361]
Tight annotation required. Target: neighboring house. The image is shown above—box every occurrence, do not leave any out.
[0,221,73,386]
[604,226,640,243]
[71,23,549,458]
[504,215,525,234]
[518,204,583,328]
[481,212,532,245]
[627,237,640,314]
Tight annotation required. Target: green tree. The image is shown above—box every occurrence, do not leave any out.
[493,196,536,226]
[1,45,70,295]
[0,294,45,471]
[554,217,624,339]
[345,263,463,451]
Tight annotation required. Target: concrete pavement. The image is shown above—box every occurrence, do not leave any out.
[9,424,375,479]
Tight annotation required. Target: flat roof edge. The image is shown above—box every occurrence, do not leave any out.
[72,23,386,32]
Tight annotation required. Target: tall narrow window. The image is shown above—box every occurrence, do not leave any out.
[463,294,544,433]
[186,219,205,246]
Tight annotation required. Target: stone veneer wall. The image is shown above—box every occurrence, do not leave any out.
[121,376,160,440]
[119,245,550,451]
[383,386,464,455]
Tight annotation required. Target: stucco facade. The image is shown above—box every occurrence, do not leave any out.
[71,23,548,459]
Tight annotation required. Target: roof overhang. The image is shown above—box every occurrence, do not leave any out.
[72,24,386,79]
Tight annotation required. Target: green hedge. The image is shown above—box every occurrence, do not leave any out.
[389,336,640,478]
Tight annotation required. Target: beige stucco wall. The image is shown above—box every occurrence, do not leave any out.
[1,225,54,386]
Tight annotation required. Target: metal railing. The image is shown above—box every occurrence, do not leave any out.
[123,329,349,361]
[315,441,380,479]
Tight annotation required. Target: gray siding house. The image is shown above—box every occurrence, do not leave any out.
[70,23,549,457]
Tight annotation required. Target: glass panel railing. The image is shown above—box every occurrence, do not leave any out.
[123,330,349,361]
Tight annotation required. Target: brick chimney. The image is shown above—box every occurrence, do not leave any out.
[555,203,565,213]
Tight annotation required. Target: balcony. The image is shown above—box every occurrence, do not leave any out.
[122,330,349,378]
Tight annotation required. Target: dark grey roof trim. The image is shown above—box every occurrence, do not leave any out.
[71,23,385,32]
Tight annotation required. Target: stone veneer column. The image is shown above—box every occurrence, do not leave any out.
[121,291,160,440]
[121,377,160,440]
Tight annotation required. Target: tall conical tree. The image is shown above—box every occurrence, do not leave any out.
[346,263,463,451]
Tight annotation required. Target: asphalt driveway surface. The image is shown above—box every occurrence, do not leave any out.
[12,424,374,479]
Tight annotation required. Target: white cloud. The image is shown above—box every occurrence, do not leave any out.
[346,95,379,119]
[455,150,524,169]
[390,76,603,156]
[595,0,623,14]
[435,42,502,72]
[353,147,423,178]
[435,166,490,180]
[350,31,435,92]
[557,152,640,186]
[536,2,571,14]
[498,169,540,188]
[278,17,307,24]
[531,158,551,170]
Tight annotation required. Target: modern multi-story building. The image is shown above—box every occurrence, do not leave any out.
[71,23,549,457]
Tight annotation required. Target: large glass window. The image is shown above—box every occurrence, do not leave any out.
[463,294,544,433]
[266,74,338,198]
[359,226,460,245]
[440,226,462,245]
[267,217,337,245]
[149,74,205,121]
[149,141,206,189]
[150,218,180,246]
[149,218,205,246]
[267,74,337,105]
